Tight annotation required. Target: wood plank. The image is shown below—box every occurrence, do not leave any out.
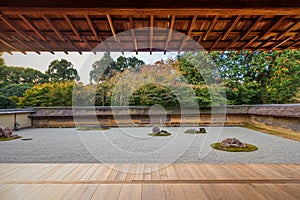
[118,184,142,200]
[142,184,166,200]
[3,7,300,16]
[164,184,186,199]
[20,14,47,41]
[91,184,122,200]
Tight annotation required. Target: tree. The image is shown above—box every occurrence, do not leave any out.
[46,59,79,82]
[210,49,300,104]
[0,95,16,109]
[19,82,74,107]
[0,66,49,86]
[89,52,115,83]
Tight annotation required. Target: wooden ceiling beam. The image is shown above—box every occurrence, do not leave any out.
[0,14,29,41]
[209,35,222,50]
[83,37,96,54]
[150,15,154,55]
[43,15,65,41]
[106,15,117,41]
[240,15,264,40]
[276,19,300,40]
[2,7,300,16]
[0,38,18,52]
[29,36,54,54]
[290,39,300,48]
[221,15,241,40]
[178,15,197,53]
[64,15,83,41]
[12,36,40,54]
[258,16,286,40]
[242,35,259,50]
[65,36,82,54]
[164,15,176,54]
[129,16,138,55]
[255,36,275,50]
[19,14,47,41]
[224,36,240,51]
[269,36,292,49]
[203,16,218,41]
[85,15,101,42]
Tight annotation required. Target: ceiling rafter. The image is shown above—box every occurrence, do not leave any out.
[240,15,264,40]
[0,14,29,41]
[29,36,54,54]
[19,14,47,41]
[150,15,154,55]
[164,15,176,54]
[0,37,20,53]
[106,15,117,41]
[209,35,222,50]
[43,15,65,41]
[178,15,197,53]
[48,37,68,54]
[242,35,259,50]
[269,36,292,49]
[256,36,275,50]
[12,36,40,54]
[129,16,138,55]
[258,16,286,40]
[276,19,300,40]
[85,15,101,42]
[224,36,240,51]
[221,15,241,40]
[64,15,83,41]
[65,36,82,55]
[82,36,96,54]
[203,15,218,41]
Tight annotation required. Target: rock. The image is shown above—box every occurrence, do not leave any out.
[199,128,206,133]
[152,127,161,134]
[100,124,109,129]
[184,128,206,133]
[221,138,247,148]
[185,129,199,133]
[0,126,13,138]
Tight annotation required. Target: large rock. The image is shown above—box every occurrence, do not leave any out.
[0,126,17,138]
[221,138,246,148]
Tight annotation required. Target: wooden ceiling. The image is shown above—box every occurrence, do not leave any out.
[0,0,299,54]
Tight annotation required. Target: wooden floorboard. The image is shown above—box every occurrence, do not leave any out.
[0,163,299,199]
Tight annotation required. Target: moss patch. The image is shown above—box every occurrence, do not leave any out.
[184,131,206,134]
[77,127,110,131]
[242,125,300,142]
[148,132,171,136]
[211,142,258,152]
[0,136,22,142]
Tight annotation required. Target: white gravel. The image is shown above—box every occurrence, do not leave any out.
[0,127,299,163]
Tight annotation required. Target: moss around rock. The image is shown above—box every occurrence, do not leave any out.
[211,142,258,152]
[0,136,22,142]
[148,132,171,136]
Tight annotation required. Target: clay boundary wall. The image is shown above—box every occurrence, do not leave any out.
[24,104,300,134]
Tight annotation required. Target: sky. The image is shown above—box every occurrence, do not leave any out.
[2,51,177,84]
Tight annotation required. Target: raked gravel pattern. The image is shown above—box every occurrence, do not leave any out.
[0,127,299,163]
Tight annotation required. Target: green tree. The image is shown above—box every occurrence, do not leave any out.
[19,82,74,107]
[0,95,16,109]
[89,52,115,83]
[0,66,49,86]
[46,59,79,82]
[210,50,300,104]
